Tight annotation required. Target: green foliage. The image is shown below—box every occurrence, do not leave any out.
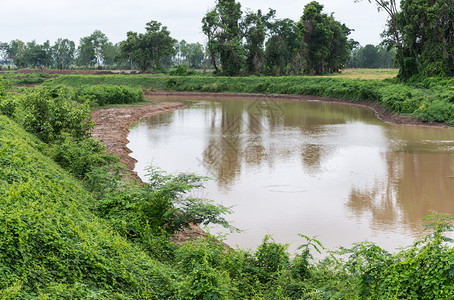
[117,21,176,72]
[347,44,396,69]
[48,133,118,179]
[264,18,303,76]
[255,235,290,282]
[0,78,6,98]
[168,64,190,76]
[1,88,92,143]
[175,40,206,69]
[0,72,53,86]
[298,1,352,75]
[396,0,454,80]
[96,165,235,237]
[75,84,144,106]
[202,0,244,75]
[341,213,454,299]
[0,115,179,298]
[176,236,232,299]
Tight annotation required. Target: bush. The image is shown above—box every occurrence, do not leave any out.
[49,133,118,179]
[95,166,235,237]
[255,235,290,283]
[9,88,92,143]
[75,84,144,106]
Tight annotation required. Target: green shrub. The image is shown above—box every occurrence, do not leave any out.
[75,84,144,106]
[342,214,454,299]
[0,116,179,298]
[5,88,92,143]
[413,100,454,123]
[255,235,290,283]
[48,133,118,179]
[95,166,235,237]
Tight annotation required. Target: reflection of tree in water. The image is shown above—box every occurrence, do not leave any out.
[300,144,326,174]
[202,101,244,188]
[346,142,454,235]
[201,99,377,188]
[144,111,175,129]
[202,100,286,188]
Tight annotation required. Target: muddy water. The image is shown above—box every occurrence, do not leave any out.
[128,98,454,253]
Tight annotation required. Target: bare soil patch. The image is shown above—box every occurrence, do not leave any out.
[90,101,208,244]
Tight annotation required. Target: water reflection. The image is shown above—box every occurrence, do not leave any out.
[128,98,454,253]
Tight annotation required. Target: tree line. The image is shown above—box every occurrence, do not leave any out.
[2,0,452,80]
[0,1,360,75]
[347,44,396,68]
[202,0,355,76]
[0,30,205,71]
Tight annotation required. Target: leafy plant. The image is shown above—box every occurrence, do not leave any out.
[96,165,235,238]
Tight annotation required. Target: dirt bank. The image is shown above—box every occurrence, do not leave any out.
[145,91,448,128]
[90,101,207,244]
[91,101,185,177]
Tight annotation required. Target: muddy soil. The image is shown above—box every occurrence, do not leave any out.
[90,101,207,244]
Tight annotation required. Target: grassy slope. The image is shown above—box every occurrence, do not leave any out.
[0,115,177,299]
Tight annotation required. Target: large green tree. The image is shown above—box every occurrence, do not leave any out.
[202,0,243,75]
[397,0,454,78]
[298,1,352,74]
[357,0,453,79]
[117,21,176,72]
[76,30,109,67]
[264,18,303,76]
[53,38,76,69]
[243,9,275,75]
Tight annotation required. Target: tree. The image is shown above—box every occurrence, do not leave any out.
[362,44,380,68]
[117,21,176,72]
[176,41,205,69]
[53,38,76,69]
[5,40,25,66]
[0,42,8,64]
[397,0,454,78]
[101,42,120,66]
[347,44,395,68]
[76,30,109,67]
[358,0,454,79]
[243,9,275,74]
[76,36,96,67]
[15,40,52,68]
[202,0,244,75]
[298,1,352,74]
[264,18,303,76]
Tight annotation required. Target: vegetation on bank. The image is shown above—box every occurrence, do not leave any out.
[45,73,454,125]
[1,72,454,298]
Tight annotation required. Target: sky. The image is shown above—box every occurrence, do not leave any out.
[1,0,390,47]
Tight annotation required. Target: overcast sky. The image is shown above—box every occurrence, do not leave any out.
[2,0,390,47]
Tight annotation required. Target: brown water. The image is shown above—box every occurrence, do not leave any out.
[128,98,454,253]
